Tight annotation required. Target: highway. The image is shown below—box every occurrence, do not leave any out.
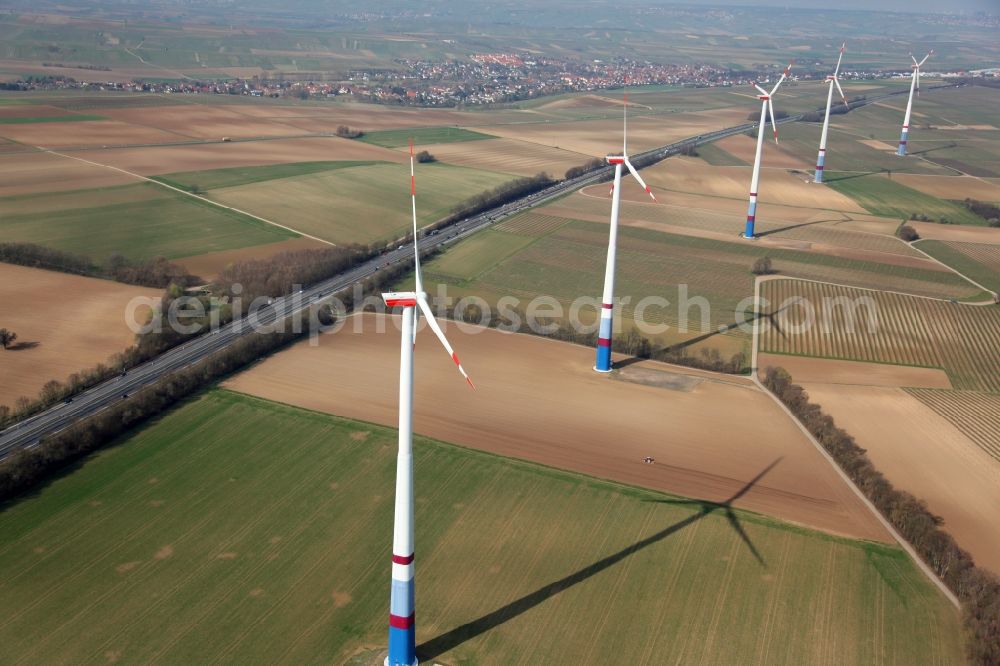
[0,83,946,459]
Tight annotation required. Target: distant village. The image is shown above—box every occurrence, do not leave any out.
[4,53,998,106]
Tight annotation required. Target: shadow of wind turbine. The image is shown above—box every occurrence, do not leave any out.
[416,458,782,661]
[643,457,784,567]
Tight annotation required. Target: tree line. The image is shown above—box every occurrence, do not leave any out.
[763,366,999,664]
[963,199,1000,227]
[0,243,381,430]
[0,250,415,501]
[436,172,556,229]
[0,242,199,288]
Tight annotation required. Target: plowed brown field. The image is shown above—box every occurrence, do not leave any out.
[224,314,890,543]
[0,264,156,407]
[801,384,1000,574]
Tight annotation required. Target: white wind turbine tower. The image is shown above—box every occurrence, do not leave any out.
[742,61,793,239]
[897,50,933,157]
[595,88,657,373]
[814,43,849,184]
[382,144,474,666]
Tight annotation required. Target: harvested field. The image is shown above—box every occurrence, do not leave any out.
[476,107,747,156]
[760,279,1000,392]
[639,160,866,213]
[0,120,185,149]
[538,93,633,110]
[906,389,1000,462]
[801,384,1000,574]
[893,173,1000,202]
[209,162,513,245]
[172,236,331,281]
[0,390,962,664]
[264,105,492,134]
[856,139,897,152]
[755,354,952,389]
[413,138,587,177]
[0,264,156,408]
[715,134,811,169]
[225,313,890,542]
[0,104,74,119]
[69,136,407,176]
[908,221,1000,243]
[0,151,135,196]
[569,187,925,261]
[99,105,307,140]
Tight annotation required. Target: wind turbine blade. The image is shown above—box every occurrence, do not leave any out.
[919,50,933,67]
[910,52,919,66]
[416,295,475,389]
[769,61,793,96]
[834,78,848,109]
[726,509,765,565]
[410,138,423,293]
[623,87,628,156]
[767,98,779,143]
[410,138,422,344]
[834,42,845,76]
[623,158,657,202]
[752,82,769,97]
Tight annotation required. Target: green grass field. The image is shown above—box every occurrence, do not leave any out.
[0,390,963,664]
[423,214,983,333]
[427,228,535,280]
[696,142,747,167]
[209,162,514,245]
[826,172,987,226]
[151,161,384,192]
[358,127,495,149]
[916,240,1000,294]
[0,183,297,262]
[0,114,106,124]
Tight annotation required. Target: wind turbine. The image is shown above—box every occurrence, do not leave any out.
[897,50,933,157]
[383,145,474,666]
[743,61,793,239]
[595,88,657,373]
[814,44,849,184]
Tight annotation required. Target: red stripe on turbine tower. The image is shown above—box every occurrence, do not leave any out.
[389,613,415,630]
[597,338,612,347]
[392,553,414,565]
[602,303,613,309]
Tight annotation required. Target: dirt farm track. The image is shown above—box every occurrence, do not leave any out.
[225,314,890,543]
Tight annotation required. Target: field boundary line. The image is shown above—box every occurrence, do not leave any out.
[750,275,961,610]
[37,148,336,247]
[909,239,998,302]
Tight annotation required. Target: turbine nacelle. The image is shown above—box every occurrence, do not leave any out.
[382,290,475,389]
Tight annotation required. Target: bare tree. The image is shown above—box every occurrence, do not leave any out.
[0,328,16,349]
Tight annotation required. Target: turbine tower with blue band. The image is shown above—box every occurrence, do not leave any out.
[815,44,849,184]
[897,51,933,157]
[595,90,657,373]
[743,62,793,238]
[383,145,475,666]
